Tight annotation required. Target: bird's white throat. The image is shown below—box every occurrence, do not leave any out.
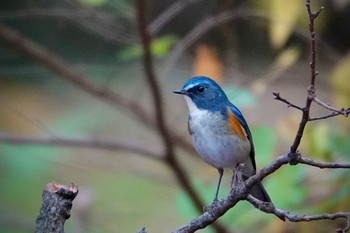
[184,96,209,117]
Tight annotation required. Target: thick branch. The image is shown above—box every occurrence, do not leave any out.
[35,182,78,233]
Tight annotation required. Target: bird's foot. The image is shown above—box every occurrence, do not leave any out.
[232,163,245,187]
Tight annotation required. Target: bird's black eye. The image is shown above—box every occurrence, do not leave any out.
[197,85,204,92]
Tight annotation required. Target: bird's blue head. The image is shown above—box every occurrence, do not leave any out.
[173,76,228,111]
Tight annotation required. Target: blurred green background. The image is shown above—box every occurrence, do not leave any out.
[1,0,350,232]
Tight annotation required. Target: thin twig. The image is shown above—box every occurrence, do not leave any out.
[313,97,349,116]
[272,92,303,111]
[309,109,350,121]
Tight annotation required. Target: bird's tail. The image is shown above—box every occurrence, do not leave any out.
[243,175,271,202]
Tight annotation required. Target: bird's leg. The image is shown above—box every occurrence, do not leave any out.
[213,168,224,203]
[232,163,245,188]
[204,168,224,211]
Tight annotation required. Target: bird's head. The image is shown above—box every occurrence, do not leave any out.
[173,76,228,111]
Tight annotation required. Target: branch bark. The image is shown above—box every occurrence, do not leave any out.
[35,182,78,233]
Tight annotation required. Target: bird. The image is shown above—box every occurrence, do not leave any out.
[173,76,271,203]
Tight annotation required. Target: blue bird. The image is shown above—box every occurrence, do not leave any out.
[173,76,270,203]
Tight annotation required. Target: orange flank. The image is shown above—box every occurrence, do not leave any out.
[227,108,247,140]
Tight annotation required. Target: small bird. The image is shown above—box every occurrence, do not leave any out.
[173,76,270,203]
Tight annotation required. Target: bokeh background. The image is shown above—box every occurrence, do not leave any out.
[1,0,350,232]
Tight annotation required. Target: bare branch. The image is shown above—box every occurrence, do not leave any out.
[173,150,350,232]
[247,195,350,233]
[0,133,163,159]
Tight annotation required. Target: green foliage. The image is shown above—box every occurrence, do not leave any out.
[79,0,107,6]
[118,35,177,61]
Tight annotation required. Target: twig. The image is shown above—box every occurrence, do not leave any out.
[297,156,350,169]
[309,109,350,121]
[313,97,349,116]
[272,92,303,111]
[35,182,78,233]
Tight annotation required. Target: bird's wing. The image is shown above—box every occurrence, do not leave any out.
[227,105,257,171]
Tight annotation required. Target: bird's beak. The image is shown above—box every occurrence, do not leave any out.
[173,89,186,95]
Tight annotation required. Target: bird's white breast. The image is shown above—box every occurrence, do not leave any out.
[184,96,250,169]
